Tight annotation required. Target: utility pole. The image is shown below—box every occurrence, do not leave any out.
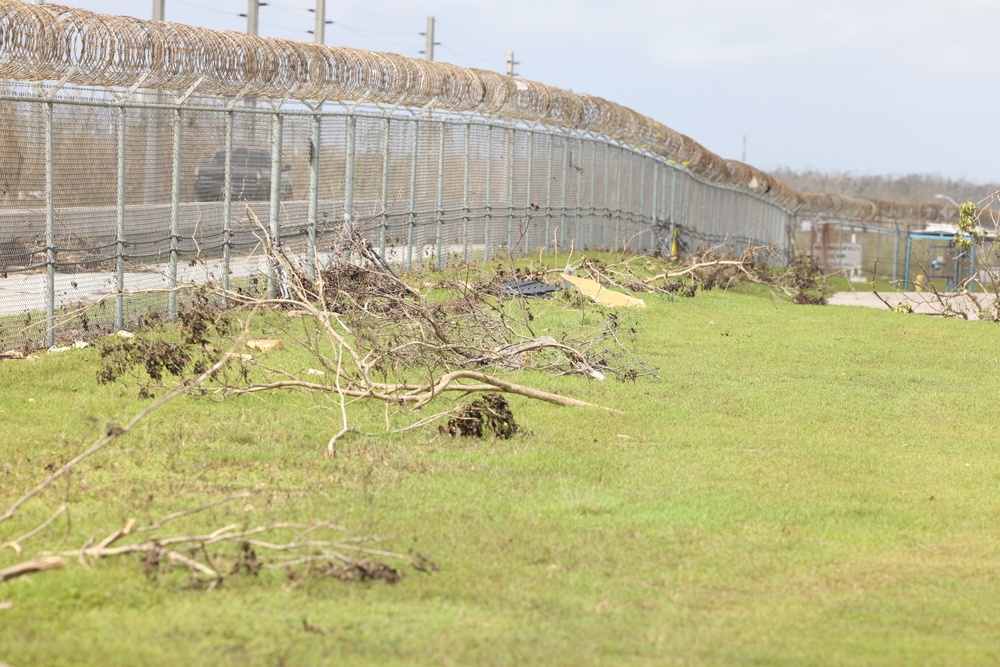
[239,0,267,142]
[308,0,333,44]
[420,17,439,61]
[505,51,519,77]
[145,0,167,204]
[240,0,267,36]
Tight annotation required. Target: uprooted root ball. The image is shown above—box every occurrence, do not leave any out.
[442,393,519,439]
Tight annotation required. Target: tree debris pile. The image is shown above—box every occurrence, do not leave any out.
[572,246,772,297]
[442,393,519,439]
[269,231,658,389]
[570,245,833,307]
[316,257,413,317]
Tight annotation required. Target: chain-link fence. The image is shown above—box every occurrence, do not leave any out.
[0,2,963,350]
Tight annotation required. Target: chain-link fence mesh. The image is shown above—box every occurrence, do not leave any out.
[0,2,969,350]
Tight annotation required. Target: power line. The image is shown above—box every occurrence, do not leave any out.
[333,24,416,49]
[333,22,417,38]
[266,1,313,16]
[436,23,500,56]
[260,20,311,33]
[173,0,238,17]
[436,44,498,67]
[328,0,413,24]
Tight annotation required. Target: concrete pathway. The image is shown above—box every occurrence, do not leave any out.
[829,290,998,319]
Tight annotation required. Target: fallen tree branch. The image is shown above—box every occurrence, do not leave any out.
[42,511,413,586]
[0,556,66,583]
[218,371,614,411]
[645,258,754,282]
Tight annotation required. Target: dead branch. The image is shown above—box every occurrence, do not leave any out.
[217,371,612,411]
[645,259,755,283]
[41,509,413,586]
[1,503,67,554]
[0,556,66,583]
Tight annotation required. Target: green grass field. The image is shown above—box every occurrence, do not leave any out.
[2,276,1000,666]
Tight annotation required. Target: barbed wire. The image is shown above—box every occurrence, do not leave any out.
[0,1,955,223]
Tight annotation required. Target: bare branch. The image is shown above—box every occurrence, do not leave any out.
[0,556,66,583]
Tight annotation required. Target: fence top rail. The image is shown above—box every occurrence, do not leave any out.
[0,1,957,225]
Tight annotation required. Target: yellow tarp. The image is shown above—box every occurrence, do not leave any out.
[561,274,646,308]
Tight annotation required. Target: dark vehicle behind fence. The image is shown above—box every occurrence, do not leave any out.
[193,147,293,202]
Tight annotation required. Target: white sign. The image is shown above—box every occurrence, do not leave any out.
[813,243,863,269]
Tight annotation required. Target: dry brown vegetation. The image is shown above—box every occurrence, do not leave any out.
[772,167,1000,206]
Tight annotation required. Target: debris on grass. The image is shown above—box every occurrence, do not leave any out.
[1,350,40,362]
[442,393,519,439]
[561,273,646,308]
[47,341,89,354]
[492,279,561,298]
[326,558,402,584]
[246,339,284,352]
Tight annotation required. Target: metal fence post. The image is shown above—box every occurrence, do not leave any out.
[892,222,900,284]
[462,118,470,263]
[710,186,719,244]
[560,136,569,249]
[436,118,446,269]
[168,107,182,317]
[344,113,356,235]
[545,133,553,252]
[484,123,493,261]
[615,146,624,250]
[506,124,515,256]
[574,137,583,250]
[667,167,678,256]
[589,137,597,251]
[650,159,659,254]
[44,99,55,348]
[267,111,284,299]
[407,116,418,271]
[626,151,635,246]
[115,104,127,331]
[307,108,322,276]
[638,154,647,252]
[524,127,534,256]
[602,141,610,250]
[223,111,234,296]
[380,116,391,259]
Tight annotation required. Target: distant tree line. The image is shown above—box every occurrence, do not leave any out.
[770,168,1000,206]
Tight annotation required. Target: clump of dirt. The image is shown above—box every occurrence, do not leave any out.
[442,393,519,439]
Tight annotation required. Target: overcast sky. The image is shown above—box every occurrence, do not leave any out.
[40,1,1000,184]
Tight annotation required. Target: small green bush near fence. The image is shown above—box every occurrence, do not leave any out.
[2,273,1000,666]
